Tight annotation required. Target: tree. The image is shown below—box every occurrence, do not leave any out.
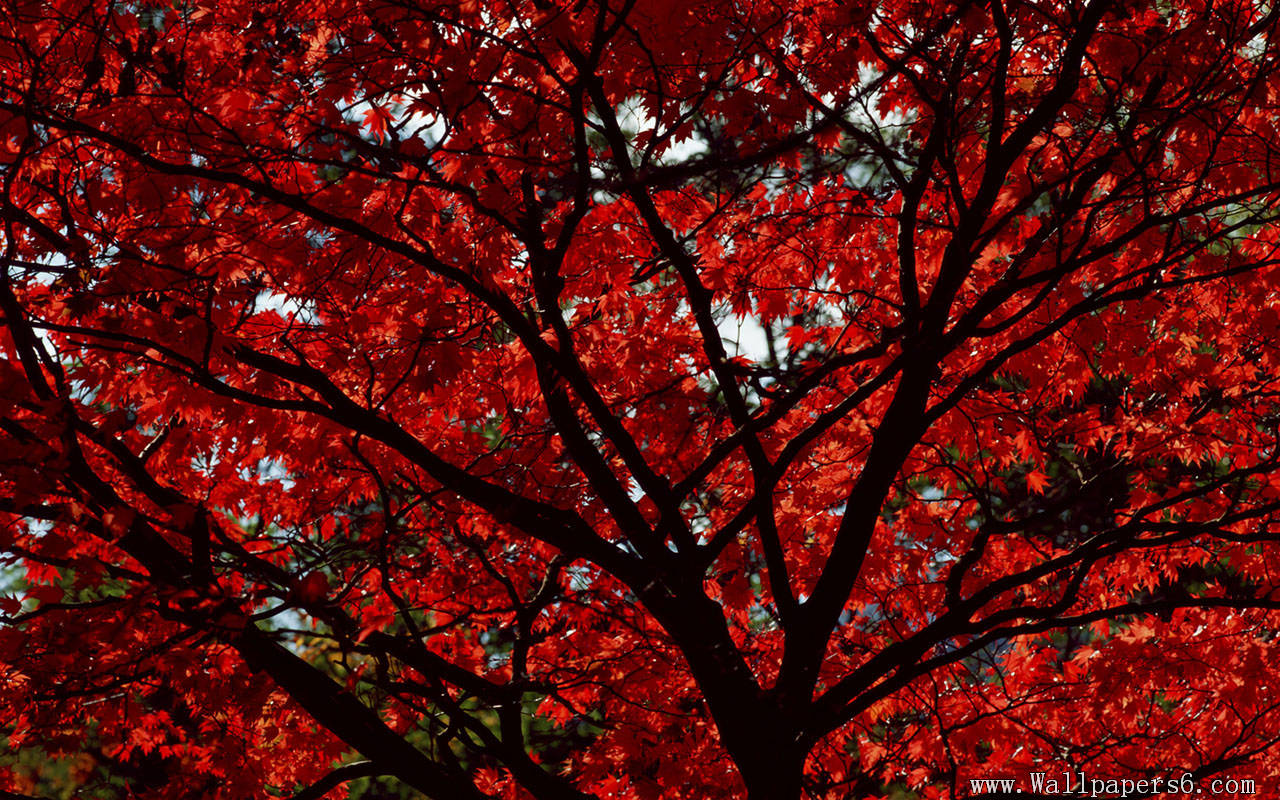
[3,0,1280,797]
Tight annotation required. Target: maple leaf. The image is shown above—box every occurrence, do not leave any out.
[1025,469,1050,495]
[362,104,395,143]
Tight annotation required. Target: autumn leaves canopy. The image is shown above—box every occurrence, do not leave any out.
[4,0,1280,798]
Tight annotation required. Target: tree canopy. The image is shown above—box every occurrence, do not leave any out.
[3,0,1280,798]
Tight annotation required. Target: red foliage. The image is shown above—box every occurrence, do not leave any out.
[2,0,1280,798]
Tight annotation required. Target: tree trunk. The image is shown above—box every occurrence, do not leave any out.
[738,738,807,800]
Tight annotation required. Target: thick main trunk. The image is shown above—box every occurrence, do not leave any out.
[739,743,806,800]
